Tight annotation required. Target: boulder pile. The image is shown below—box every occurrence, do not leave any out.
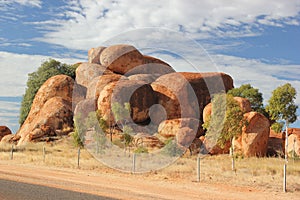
[5,43,275,158]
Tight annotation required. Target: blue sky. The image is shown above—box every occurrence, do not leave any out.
[0,0,300,133]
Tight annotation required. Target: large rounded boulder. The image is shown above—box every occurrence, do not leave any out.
[241,112,270,157]
[287,128,300,157]
[86,74,127,105]
[125,55,175,76]
[151,73,199,123]
[0,126,12,141]
[17,97,73,145]
[75,62,112,87]
[100,44,144,75]
[88,46,106,64]
[97,80,157,126]
[180,72,233,122]
[16,75,75,145]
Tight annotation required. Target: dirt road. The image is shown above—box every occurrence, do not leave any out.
[0,161,297,200]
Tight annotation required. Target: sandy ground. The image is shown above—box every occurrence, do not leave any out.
[0,161,298,200]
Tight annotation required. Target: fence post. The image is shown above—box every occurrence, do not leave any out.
[77,148,81,168]
[283,163,287,192]
[197,156,200,182]
[43,146,46,162]
[132,153,136,173]
[10,145,14,160]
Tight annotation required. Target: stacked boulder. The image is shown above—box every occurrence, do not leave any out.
[12,75,81,145]
[75,44,233,153]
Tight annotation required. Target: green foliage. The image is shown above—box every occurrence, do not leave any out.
[111,102,133,148]
[19,59,78,125]
[73,114,86,148]
[266,83,298,132]
[203,94,247,147]
[111,102,131,123]
[270,122,284,133]
[228,84,265,114]
[134,146,149,154]
[162,138,184,157]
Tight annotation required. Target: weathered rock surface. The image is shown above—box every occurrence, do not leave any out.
[25,75,74,124]
[233,97,252,113]
[88,46,106,64]
[158,118,202,146]
[86,74,127,105]
[203,139,231,155]
[74,98,97,120]
[0,134,15,144]
[180,72,233,122]
[100,44,144,75]
[0,126,12,141]
[75,62,112,87]
[240,112,270,157]
[17,97,73,145]
[97,80,157,126]
[203,103,212,123]
[125,55,175,76]
[133,133,164,149]
[151,73,199,123]
[128,74,160,83]
[287,129,300,157]
[267,129,284,156]
[152,72,233,124]
[16,75,75,145]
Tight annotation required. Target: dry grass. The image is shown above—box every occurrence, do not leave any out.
[1,137,300,192]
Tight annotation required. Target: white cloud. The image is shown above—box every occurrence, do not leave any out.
[0,0,42,8]
[0,51,80,97]
[33,0,300,50]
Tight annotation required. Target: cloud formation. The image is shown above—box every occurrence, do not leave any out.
[0,51,80,96]
[34,0,300,50]
[0,0,42,8]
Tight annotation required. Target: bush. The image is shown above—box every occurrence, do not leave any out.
[134,146,149,154]
[162,139,183,157]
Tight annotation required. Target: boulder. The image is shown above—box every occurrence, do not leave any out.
[267,128,284,157]
[151,73,200,123]
[97,80,157,126]
[203,139,231,155]
[180,72,233,122]
[125,55,175,76]
[100,44,144,75]
[152,72,233,124]
[203,103,212,123]
[88,46,106,64]
[0,126,12,141]
[15,75,75,145]
[241,112,270,157]
[133,133,164,149]
[233,97,252,113]
[74,98,97,120]
[86,74,127,105]
[287,131,300,157]
[158,118,203,146]
[24,75,74,125]
[17,97,73,145]
[0,134,14,144]
[287,127,300,135]
[128,74,160,83]
[75,62,112,87]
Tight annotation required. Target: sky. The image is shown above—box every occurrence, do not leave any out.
[0,0,300,133]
